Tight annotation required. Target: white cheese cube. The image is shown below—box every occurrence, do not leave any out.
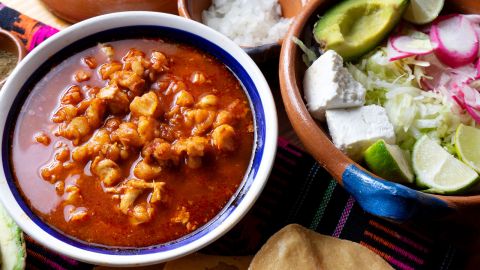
[304,50,366,121]
[326,105,396,161]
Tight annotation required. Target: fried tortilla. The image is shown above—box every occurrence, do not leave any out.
[249,224,393,270]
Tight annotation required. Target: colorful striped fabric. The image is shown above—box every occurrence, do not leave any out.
[0,3,466,269]
[207,138,466,270]
[0,3,58,51]
[23,235,90,270]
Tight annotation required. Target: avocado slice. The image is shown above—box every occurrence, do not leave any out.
[0,203,26,270]
[313,0,408,61]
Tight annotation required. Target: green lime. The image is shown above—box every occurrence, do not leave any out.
[364,139,414,184]
[413,135,478,194]
[403,0,444,24]
[455,124,480,172]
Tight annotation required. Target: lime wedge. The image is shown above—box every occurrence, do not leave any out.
[455,124,480,172]
[403,0,444,24]
[364,139,414,184]
[413,135,478,194]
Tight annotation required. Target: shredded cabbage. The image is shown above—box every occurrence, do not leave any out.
[365,88,388,106]
[352,47,475,153]
[292,36,318,67]
[292,36,476,153]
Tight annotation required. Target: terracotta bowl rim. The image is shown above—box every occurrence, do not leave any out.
[279,0,480,205]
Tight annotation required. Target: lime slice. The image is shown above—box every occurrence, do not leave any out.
[364,139,414,184]
[455,124,480,172]
[413,135,478,194]
[403,0,444,24]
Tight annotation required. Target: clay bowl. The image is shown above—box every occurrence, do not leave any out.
[178,0,304,62]
[280,0,480,222]
[40,0,178,23]
[0,29,25,87]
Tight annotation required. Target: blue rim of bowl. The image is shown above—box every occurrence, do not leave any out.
[2,25,266,255]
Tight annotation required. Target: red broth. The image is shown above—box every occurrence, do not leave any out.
[11,39,254,247]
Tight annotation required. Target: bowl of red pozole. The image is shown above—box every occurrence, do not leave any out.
[0,11,277,266]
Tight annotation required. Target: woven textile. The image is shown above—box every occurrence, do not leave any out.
[207,138,465,270]
[0,3,58,51]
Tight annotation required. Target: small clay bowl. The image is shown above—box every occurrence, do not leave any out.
[0,29,25,87]
[177,0,304,62]
[280,0,480,222]
[40,0,178,23]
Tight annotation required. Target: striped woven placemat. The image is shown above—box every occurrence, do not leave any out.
[0,4,466,269]
[206,138,465,270]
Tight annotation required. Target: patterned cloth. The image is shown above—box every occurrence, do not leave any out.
[0,3,58,51]
[294,141,462,269]
[208,138,465,270]
[0,3,466,270]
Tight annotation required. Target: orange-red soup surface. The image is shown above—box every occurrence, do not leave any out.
[12,39,254,247]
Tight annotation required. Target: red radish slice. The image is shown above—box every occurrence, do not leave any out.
[452,94,466,110]
[418,54,450,90]
[451,64,477,84]
[386,24,416,61]
[476,60,480,78]
[387,37,414,61]
[464,14,480,24]
[461,83,480,110]
[419,53,477,92]
[430,15,479,68]
[466,105,480,123]
[450,83,480,123]
[391,30,433,55]
[465,15,480,58]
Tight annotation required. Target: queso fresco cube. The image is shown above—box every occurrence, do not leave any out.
[326,105,396,161]
[303,50,366,121]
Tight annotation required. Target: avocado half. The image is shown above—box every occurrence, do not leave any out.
[0,203,26,270]
[313,0,408,61]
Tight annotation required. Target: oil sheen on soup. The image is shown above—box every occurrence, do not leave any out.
[11,39,254,247]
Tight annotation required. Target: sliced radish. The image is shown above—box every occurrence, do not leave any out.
[450,64,477,85]
[430,15,479,68]
[465,14,480,58]
[461,83,480,110]
[451,82,480,123]
[476,60,480,78]
[391,30,433,55]
[464,14,480,24]
[386,25,433,61]
[452,94,466,110]
[387,37,414,61]
[466,105,480,123]
[419,52,477,92]
[418,54,450,90]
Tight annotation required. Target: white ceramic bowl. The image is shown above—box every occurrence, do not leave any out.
[0,11,277,266]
